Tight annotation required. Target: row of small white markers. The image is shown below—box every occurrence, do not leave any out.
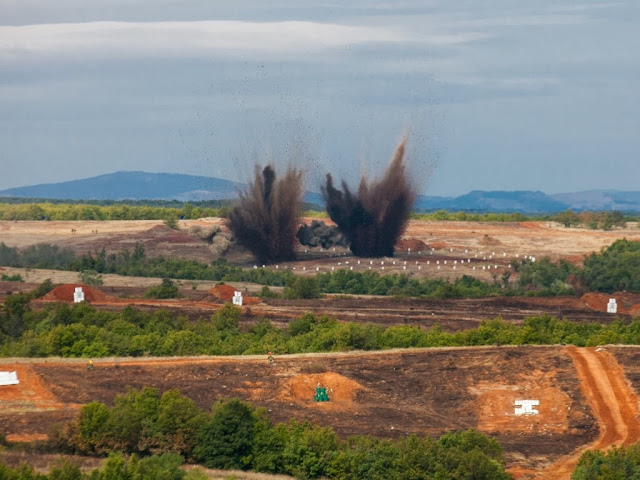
[255,256,537,272]
[309,247,536,261]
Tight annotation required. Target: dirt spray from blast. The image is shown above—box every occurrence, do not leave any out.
[228,164,303,264]
[321,138,416,257]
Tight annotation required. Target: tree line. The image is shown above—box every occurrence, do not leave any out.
[572,441,640,479]
[0,453,194,480]
[4,390,639,479]
[2,294,640,358]
[0,202,226,221]
[2,199,638,230]
[411,209,638,230]
[42,387,510,480]
[4,239,640,297]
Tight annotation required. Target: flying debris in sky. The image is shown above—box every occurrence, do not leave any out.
[322,138,416,257]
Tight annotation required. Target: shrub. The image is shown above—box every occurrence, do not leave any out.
[572,442,640,479]
[0,273,24,282]
[144,278,181,299]
[283,277,323,300]
[79,270,103,286]
[164,217,180,230]
[194,398,256,470]
[259,285,280,299]
[581,239,640,293]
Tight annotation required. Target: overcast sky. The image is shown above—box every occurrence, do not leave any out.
[1,0,638,196]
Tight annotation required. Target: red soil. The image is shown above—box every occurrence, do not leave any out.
[40,284,114,303]
[581,292,640,315]
[395,238,429,252]
[0,364,70,410]
[277,372,365,411]
[209,284,260,305]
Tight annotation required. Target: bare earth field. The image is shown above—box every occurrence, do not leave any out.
[2,218,640,283]
[0,348,597,471]
[2,347,640,479]
[2,219,640,479]
[0,279,627,332]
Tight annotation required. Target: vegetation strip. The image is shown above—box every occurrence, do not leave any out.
[3,238,640,298]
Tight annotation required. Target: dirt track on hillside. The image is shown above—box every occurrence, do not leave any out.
[536,347,640,479]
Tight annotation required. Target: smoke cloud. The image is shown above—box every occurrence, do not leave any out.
[296,220,348,249]
[228,165,303,264]
[321,138,416,257]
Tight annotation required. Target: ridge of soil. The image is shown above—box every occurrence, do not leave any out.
[41,284,114,303]
[580,292,640,315]
[209,284,261,305]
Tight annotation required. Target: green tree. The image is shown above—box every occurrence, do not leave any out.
[144,278,181,299]
[572,443,640,480]
[554,209,582,228]
[48,460,83,480]
[283,421,339,479]
[581,239,640,293]
[194,398,256,470]
[79,270,104,286]
[139,389,204,457]
[283,277,323,300]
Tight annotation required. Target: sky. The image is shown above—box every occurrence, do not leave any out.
[1,0,639,196]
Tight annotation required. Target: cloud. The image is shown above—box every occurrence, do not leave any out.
[0,20,485,61]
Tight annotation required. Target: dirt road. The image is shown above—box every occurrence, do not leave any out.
[538,347,640,479]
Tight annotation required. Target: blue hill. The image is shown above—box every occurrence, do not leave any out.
[0,171,240,201]
[3,172,640,213]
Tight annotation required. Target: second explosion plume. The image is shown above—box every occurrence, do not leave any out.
[321,139,416,257]
[228,165,303,264]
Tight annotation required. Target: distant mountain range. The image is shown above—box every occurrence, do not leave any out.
[0,172,241,202]
[2,171,640,213]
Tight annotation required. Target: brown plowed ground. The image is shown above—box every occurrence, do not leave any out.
[0,347,597,472]
[21,281,633,332]
[0,363,81,443]
[2,219,640,283]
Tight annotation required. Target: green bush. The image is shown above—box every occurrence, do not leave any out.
[572,442,640,479]
[0,453,185,480]
[54,389,511,480]
[258,285,280,299]
[581,239,640,293]
[283,277,323,300]
[1,273,24,282]
[512,257,576,293]
[194,398,256,469]
[78,270,103,286]
[63,388,202,458]
[144,278,181,299]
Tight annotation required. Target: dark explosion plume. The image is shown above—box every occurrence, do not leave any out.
[296,220,349,249]
[321,139,416,257]
[228,165,303,264]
